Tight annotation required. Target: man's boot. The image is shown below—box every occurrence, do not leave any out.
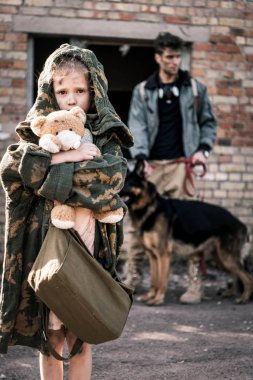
[179,256,204,304]
[124,259,143,291]
[122,213,144,292]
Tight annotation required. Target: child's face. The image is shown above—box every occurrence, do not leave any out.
[53,70,91,112]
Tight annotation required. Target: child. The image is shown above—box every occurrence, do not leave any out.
[0,44,133,379]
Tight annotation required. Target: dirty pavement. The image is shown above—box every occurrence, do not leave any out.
[1,265,253,380]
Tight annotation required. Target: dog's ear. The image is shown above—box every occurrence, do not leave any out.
[135,158,145,178]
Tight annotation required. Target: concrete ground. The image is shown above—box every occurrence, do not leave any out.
[1,267,253,380]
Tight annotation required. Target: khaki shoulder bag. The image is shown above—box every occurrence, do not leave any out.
[28,226,133,346]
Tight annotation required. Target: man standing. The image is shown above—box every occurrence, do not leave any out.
[125,32,217,304]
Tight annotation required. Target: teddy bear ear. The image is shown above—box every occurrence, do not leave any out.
[70,106,86,124]
[30,116,46,136]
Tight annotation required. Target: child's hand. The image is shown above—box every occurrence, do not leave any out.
[51,142,100,165]
[75,142,100,161]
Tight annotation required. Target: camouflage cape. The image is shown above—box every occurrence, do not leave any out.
[0,44,133,354]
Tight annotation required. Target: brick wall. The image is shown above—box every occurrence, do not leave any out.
[198,145,253,234]
[0,0,253,258]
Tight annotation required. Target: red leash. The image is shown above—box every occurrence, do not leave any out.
[181,157,206,198]
[148,157,207,198]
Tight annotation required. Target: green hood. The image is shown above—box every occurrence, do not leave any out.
[16,43,133,148]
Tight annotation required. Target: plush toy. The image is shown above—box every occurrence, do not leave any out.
[30,106,124,228]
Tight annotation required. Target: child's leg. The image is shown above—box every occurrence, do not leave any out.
[66,330,92,380]
[39,328,65,380]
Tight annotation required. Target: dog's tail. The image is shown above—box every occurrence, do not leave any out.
[238,231,253,300]
[240,232,251,265]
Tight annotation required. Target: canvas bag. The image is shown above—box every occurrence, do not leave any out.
[28,226,132,344]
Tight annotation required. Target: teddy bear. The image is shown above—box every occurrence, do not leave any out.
[30,106,124,228]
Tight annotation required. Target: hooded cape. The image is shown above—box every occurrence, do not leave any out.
[0,44,133,354]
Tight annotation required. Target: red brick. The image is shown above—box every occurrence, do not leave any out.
[193,43,212,51]
[231,88,244,97]
[219,121,234,129]
[13,61,27,69]
[12,79,26,87]
[0,60,13,68]
[246,54,253,62]
[0,6,17,14]
[243,29,253,37]
[231,28,244,36]
[5,33,27,42]
[13,42,27,50]
[231,54,244,62]
[216,44,241,53]
[117,12,134,21]
[218,155,233,163]
[245,10,253,20]
[217,88,231,96]
[163,16,189,24]
[209,52,232,61]
[246,88,253,96]
[210,35,234,43]
[0,23,11,32]
[216,79,242,88]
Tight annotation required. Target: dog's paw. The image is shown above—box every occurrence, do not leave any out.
[136,291,155,302]
[146,297,165,306]
[235,285,253,304]
[221,288,236,298]
[235,296,245,304]
[235,294,250,304]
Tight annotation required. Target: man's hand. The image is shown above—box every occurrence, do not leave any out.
[191,151,207,165]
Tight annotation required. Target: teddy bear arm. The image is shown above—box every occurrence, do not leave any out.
[51,204,76,229]
[94,207,124,224]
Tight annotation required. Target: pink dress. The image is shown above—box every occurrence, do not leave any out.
[48,207,96,330]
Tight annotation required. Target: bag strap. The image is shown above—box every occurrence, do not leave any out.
[46,336,83,362]
[139,80,147,102]
[44,332,83,362]
[41,304,84,362]
[190,77,198,113]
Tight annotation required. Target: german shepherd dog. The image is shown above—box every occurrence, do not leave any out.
[121,159,253,305]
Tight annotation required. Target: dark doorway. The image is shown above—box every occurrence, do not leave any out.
[87,43,156,123]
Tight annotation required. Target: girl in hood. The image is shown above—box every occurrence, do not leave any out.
[0,44,133,379]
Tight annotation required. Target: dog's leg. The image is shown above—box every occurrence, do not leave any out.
[217,248,253,303]
[137,229,171,305]
[136,252,157,302]
[137,230,162,303]
[234,269,253,304]
[147,254,171,305]
[146,238,172,306]
[221,276,238,298]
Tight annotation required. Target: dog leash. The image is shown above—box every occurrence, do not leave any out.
[178,157,206,198]
[148,157,207,199]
